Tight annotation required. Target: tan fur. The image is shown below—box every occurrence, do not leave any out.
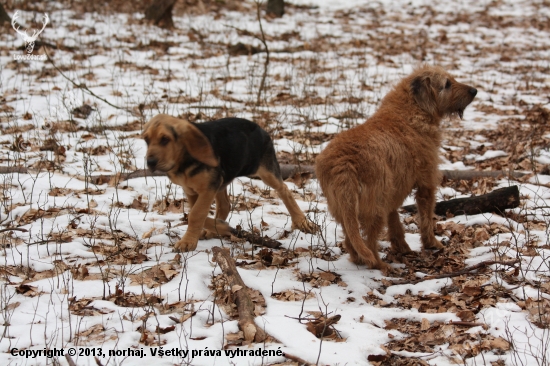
[143,114,317,252]
[315,65,477,272]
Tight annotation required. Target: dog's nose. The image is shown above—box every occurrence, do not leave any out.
[147,157,158,170]
[469,88,477,97]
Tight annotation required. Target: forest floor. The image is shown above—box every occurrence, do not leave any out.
[0,0,550,365]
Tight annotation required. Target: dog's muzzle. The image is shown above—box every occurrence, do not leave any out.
[146,157,158,171]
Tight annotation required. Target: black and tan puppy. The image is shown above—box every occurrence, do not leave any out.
[142,114,318,251]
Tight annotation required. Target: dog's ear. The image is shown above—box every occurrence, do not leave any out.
[411,75,438,116]
[176,122,219,167]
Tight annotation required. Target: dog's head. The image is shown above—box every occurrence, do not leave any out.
[142,114,218,172]
[410,66,477,119]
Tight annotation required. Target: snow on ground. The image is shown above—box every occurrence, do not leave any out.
[0,0,550,365]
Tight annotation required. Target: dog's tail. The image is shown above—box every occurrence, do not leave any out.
[316,162,378,267]
[338,177,379,268]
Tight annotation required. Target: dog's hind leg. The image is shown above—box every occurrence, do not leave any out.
[337,195,379,268]
[362,215,391,272]
[387,209,412,254]
[415,186,444,250]
[215,189,230,221]
[342,228,358,261]
[255,166,318,234]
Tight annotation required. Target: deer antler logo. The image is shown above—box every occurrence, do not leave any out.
[12,11,49,54]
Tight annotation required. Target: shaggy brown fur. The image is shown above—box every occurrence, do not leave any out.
[142,114,317,252]
[315,66,477,272]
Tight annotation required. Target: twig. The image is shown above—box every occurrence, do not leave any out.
[391,259,520,285]
[44,48,137,116]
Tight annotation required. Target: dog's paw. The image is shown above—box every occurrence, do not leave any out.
[174,238,198,252]
[424,239,444,250]
[373,261,392,276]
[200,229,219,240]
[390,239,412,254]
[292,218,319,234]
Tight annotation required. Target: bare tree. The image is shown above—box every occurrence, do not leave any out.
[266,0,284,17]
[0,3,11,24]
[145,0,177,29]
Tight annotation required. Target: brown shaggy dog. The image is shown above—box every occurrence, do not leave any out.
[142,114,317,252]
[315,66,477,272]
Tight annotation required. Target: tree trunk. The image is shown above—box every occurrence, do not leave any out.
[145,0,177,29]
[0,3,11,24]
[266,0,284,17]
[401,185,520,216]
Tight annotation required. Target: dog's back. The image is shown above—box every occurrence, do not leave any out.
[196,118,274,183]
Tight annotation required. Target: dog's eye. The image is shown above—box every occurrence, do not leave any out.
[445,80,451,89]
[160,136,170,146]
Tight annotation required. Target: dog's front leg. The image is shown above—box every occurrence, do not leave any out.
[174,191,216,252]
[415,186,444,250]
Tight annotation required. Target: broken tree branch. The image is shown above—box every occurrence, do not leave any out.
[392,259,520,285]
[283,352,313,365]
[0,164,526,182]
[230,226,282,249]
[0,228,28,234]
[402,185,520,216]
[212,246,267,343]
[448,321,486,327]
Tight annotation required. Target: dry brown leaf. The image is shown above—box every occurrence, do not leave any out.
[232,285,243,293]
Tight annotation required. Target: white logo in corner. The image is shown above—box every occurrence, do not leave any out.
[12,11,49,54]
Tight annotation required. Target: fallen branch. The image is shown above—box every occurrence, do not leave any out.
[230,226,282,249]
[392,259,519,285]
[212,246,267,343]
[0,228,28,234]
[280,165,526,182]
[0,166,28,174]
[441,169,525,180]
[84,170,167,186]
[283,352,313,365]
[402,185,520,216]
[448,321,486,327]
[0,165,523,219]
[64,354,77,366]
